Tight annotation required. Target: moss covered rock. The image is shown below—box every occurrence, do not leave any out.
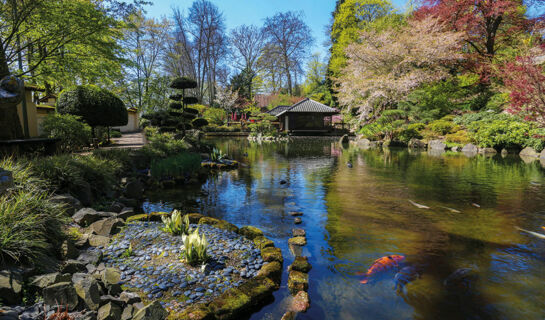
[288,236,306,246]
[126,212,169,223]
[288,270,308,294]
[261,247,283,264]
[238,276,276,305]
[290,290,310,312]
[289,256,312,273]
[208,288,251,319]
[171,304,213,320]
[253,236,274,250]
[238,226,264,240]
[185,213,204,224]
[198,217,238,233]
[257,262,282,284]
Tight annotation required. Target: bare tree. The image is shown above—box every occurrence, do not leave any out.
[229,24,265,99]
[263,11,314,95]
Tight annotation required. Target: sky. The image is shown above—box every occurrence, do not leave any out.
[142,0,410,59]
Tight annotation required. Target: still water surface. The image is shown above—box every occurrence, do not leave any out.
[144,138,545,320]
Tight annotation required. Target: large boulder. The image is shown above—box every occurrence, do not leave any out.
[520,147,539,158]
[61,239,79,259]
[50,194,82,216]
[29,272,71,293]
[61,259,86,274]
[408,138,426,149]
[124,180,144,200]
[133,301,168,320]
[428,140,447,150]
[73,208,103,227]
[74,276,102,311]
[98,302,123,320]
[101,268,121,288]
[88,234,111,247]
[88,218,124,237]
[462,143,478,153]
[239,226,264,240]
[43,282,79,311]
[0,270,22,305]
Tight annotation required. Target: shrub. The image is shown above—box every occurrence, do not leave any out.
[469,117,532,149]
[202,107,227,125]
[92,149,135,172]
[41,114,92,152]
[141,130,192,159]
[150,153,201,179]
[445,130,471,145]
[427,119,458,135]
[398,124,424,143]
[182,227,209,266]
[0,158,67,264]
[57,85,128,131]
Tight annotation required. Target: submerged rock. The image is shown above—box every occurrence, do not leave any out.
[289,257,312,273]
[288,236,307,246]
[288,271,308,294]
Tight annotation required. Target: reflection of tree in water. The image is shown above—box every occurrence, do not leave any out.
[323,147,545,319]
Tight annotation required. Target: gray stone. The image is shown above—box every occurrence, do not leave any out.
[462,143,478,153]
[43,282,79,311]
[540,149,545,159]
[50,194,82,216]
[119,291,141,304]
[61,239,79,259]
[74,276,102,310]
[408,138,426,149]
[121,305,134,320]
[61,259,86,274]
[520,147,539,158]
[77,250,103,266]
[97,302,122,320]
[124,180,144,199]
[428,139,447,150]
[132,301,167,320]
[73,208,102,227]
[88,218,124,237]
[117,208,135,220]
[101,268,121,287]
[30,273,71,292]
[0,270,22,305]
[88,234,111,247]
[479,147,497,154]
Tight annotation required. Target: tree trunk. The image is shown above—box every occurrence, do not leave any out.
[0,43,24,140]
[0,44,10,79]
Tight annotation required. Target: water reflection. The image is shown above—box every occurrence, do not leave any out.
[144,138,545,320]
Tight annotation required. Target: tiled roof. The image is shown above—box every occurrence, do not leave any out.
[267,105,291,116]
[275,99,337,116]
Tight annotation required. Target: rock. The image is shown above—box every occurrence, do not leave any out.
[74,233,90,248]
[101,268,121,288]
[121,305,134,320]
[290,291,310,312]
[253,236,274,250]
[61,239,79,259]
[88,218,124,237]
[281,311,297,320]
[294,217,302,224]
[280,180,287,185]
[292,228,305,237]
[119,292,141,304]
[257,262,282,283]
[501,149,509,156]
[540,149,545,159]
[29,273,71,292]
[520,147,539,158]
[239,226,264,240]
[133,301,168,320]
[99,295,126,308]
[43,282,79,311]
[339,134,349,144]
[73,181,93,206]
[289,256,312,273]
[88,234,111,247]
[428,140,447,150]
[77,250,103,266]
[288,271,308,294]
[50,194,82,216]
[462,143,478,153]
[98,302,122,320]
[109,202,125,213]
[288,236,307,246]
[237,276,276,305]
[118,208,135,220]
[73,208,103,227]
[198,217,238,233]
[261,247,283,264]
[0,270,22,305]
[451,146,461,152]
[61,260,86,274]
[175,304,213,320]
[185,213,204,224]
[288,211,303,217]
[124,180,144,200]
[408,138,426,149]
[479,147,497,154]
[74,277,102,310]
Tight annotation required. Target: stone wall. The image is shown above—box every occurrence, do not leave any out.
[0,168,13,195]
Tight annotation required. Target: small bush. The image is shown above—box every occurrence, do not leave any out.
[150,153,201,179]
[445,130,471,145]
[141,130,192,159]
[469,117,532,149]
[428,119,458,135]
[0,158,67,264]
[41,114,92,152]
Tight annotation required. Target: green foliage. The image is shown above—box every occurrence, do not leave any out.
[359,109,406,140]
[182,227,209,266]
[192,118,209,128]
[30,155,122,198]
[203,107,227,125]
[141,129,192,159]
[150,153,201,179]
[248,113,278,136]
[41,113,92,152]
[210,148,226,162]
[398,123,424,143]
[92,149,137,172]
[445,130,471,145]
[170,77,198,89]
[121,243,133,258]
[467,114,534,149]
[161,210,190,236]
[57,85,128,129]
[0,158,67,265]
[427,119,459,135]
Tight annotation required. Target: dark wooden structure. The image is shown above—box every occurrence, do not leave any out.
[267,99,339,134]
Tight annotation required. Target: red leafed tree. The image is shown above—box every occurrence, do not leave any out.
[502,49,545,125]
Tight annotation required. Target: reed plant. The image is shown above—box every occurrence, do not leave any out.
[150,152,201,179]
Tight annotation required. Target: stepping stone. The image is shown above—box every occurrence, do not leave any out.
[289,211,303,217]
[294,218,302,224]
[292,229,305,237]
[288,237,306,246]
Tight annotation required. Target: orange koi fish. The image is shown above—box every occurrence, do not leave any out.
[359,255,405,284]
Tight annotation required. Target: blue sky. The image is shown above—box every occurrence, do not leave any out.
[143,0,410,59]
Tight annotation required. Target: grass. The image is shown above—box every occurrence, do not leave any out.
[150,153,201,179]
[0,158,67,265]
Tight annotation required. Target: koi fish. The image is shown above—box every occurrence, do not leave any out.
[441,206,461,213]
[358,255,405,284]
[516,227,545,240]
[471,203,481,208]
[408,200,430,209]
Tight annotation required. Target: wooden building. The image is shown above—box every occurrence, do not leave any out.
[267,99,338,133]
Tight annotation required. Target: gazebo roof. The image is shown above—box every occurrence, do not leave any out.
[274,98,337,117]
[267,105,291,116]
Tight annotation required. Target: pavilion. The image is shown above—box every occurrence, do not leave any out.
[267,98,338,133]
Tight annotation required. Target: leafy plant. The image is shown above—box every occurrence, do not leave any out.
[41,114,92,152]
[150,153,201,179]
[181,227,209,266]
[161,210,190,236]
[210,148,226,162]
[121,243,133,258]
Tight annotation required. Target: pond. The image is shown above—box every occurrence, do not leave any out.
[144,137,545,320]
